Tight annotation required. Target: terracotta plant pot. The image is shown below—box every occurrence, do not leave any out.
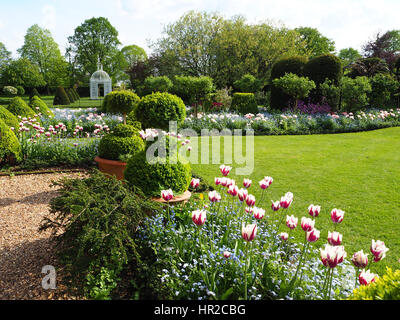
[152,190,192,205]
[94,156,127,181]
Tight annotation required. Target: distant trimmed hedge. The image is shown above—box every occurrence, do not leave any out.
[230,93,259,114]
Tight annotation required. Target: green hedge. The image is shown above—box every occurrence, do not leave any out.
[53,87,71,106]
[230,93,259,114]
[102,90,140,123]
[0,118,21,165]
[6,96,37,119]
[0,105,20,130]
[29,96,54,118]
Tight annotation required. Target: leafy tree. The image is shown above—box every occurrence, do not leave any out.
[338,47,362,69]
[233,74,263,93]
[18,24,69,92]
[120,45,147,69]
[66,17,121,84]
[0,58,45,88]
[0,42,11,69]
[295,27,336,57]
[348,57,389,78]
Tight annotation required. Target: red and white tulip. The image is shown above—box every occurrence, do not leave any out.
[370,240,389,262]
[359,269,377,286]
[308,204,321,218]
[242,223,257,242]
[161,189,174,202]
[286,215,298,230]
[331,208,345,224]
[301,217,315,232]
[192,209,207,226]
[328,231,343,246]
[351,250,369,269]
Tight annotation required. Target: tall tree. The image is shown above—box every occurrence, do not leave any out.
[116,45,148,82]
[0,42,12,70]
[295,27,336,58]
[18,24,69,91]
[0,58,46,88]
[338,47,362,69]
[66,17,121,84]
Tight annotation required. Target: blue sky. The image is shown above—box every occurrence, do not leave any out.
[1,0,400,57]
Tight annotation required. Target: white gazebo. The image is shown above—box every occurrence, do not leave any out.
[90,59,112,100]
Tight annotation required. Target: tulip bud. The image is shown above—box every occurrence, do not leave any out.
[301,217,315,232]
[220,165,232,177]
[215,177,222,186]
[271,201,281,212]
[242,223,257,242]
[306,228,320,242]
[308,204,321,218]
[370,240,389,262]
[331,208,345,224]
[328,231,343,246]
[243,179,252,188]
[280,192,293,209]
[237,188,248,202]
[321,244,347,268]
[351,250,368,269]
[208,191,221,203]
[253,207,265,220]
[190,178,200,189]
[161,189,174,202]
[359,269,377,286]
[286,215,298,230]
[223,251,231,259]
[192,209,207,226]
[227,185,239,197]
[280,232,289,241]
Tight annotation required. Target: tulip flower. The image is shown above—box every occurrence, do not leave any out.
[242,223,257,242]
[370,240,389,262]
[286,215,298,230]
[331,208,345,224]
[271,200,281,212]
[280,232,289,241]
[243,179,252,188]
[359,269,377,286]
[227,185,239,197]
[237,188,248,202]
[220,177,229,187]
[220,165,232,176]
[351,250,369,269]
[223,251,231,259]
[320,244,347,269]
[308,204,321,218]
[161,189,174,202]
[192,209,207,226]
[327,231,343,246]
[280,192,293,209]
[215,177,222,186]
[301,217,315,232]
[208,191,221,203]
[246,194,256,207]
[259,180,270,190]
[245,207,253,215]
[253,207,265,220]
[190,178,200,189]
[306,228,320,242]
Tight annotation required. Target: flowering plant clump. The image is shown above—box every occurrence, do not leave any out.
[133,165,386,300]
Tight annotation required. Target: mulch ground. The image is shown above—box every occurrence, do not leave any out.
[0,172,86,300]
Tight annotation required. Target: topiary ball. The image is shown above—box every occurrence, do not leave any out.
[29,96,54,118]
[6,97,37,119]
[0,105,20,131]
[98,124,145,161]
[124,151,192,197]
[0,118,21,165]
[304,54,343,86]
[134,92,186,131]
[102,90,140,118]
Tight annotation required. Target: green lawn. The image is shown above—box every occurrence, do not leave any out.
[0,95,103,109]
[191,127,400,275]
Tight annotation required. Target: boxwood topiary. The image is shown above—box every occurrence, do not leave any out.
[53,86,71,106]
[29,96,54,118]
[98,124,145,161]
[0,118,21,165]
[134,92,186,131]
[6,97,37,119]
[304,54,343,86]
[29,88,41,99]
[66,88,76,103]
[0,105,20,130]
[102,90,140,124]
[230,93,259,114]
[124,150,192,197]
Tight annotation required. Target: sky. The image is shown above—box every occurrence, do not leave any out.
[1,0,400,58]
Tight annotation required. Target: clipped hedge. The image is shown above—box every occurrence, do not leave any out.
[0,118,21,165]
[141,76,173,96]
[29,96,54,118]
[29,88,41,99]
[0,105,20,130]
[230,93,259,114]
[66,88,76,103]
[124,150,192,197]
[135,92,186,131]
[53,87,71,106]
[304,54,343,86]
[102,90,140,124]
[6,96,37,119]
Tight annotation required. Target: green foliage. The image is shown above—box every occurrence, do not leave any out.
[368,73,399,108]
[102,90,140,121]
[230,93,259,114]
[341,76,372,112]
[53,87,71,106]
[6,96,37,118]
[39,170,160,299]
[339,47,362,68]
[0,58,46,89]
[135,92,186,130]
[0,118,21,165]
[29,88,41,99]
[211,87,232,111]
[16,86,25,96]
[295,27,336,57]
[272,73,316,106]
[0,105,19,130]
[141,76,173,96]
[348,268,400,300]
[320,79,341,111]
[171,75,214,106]
[304,54,343,86]
[2,86,17,96]
[233,74,263,93]
[29,95,54,118]
[124,150,192,197]
[98,124,145,161]
[66,88,76,103]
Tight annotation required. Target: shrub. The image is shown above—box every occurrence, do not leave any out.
[135,92,186,131]
[230,93,259,114]
[270,56,308,110]
[0,118,21,165]
[29,88,41,99]
[2,86,18,96]
[53,87,71,106]
[98,124,145,161]
[368,73,399,108]
[211,88,232,111]
[341,76,372,112]
[102,90,140,124]
[39,171,160,299]
[272,73,316,108]
[349,57,390,78]
[72,87,80,100]
[0,105,20,130]
[6,96,37,119]
[348,268,400,300]
[66,88,76,103]
[16,85,25,96]
[304,54,343,86]
[141,76,173,96]
[320,79,341,111]
[233,74,263,93]
[124,150,192,197]
[29,96,54,118]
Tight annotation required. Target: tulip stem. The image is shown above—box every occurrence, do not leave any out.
[287,234,308,296]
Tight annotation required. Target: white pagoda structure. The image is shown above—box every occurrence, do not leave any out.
[90,58,112,100]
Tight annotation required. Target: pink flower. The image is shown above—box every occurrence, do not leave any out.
[271,201,281,212]
[331,208,344,224]
[220,165,232,177]
[253,207,265,220]
[243,178,252,188]
[161,189,173,202]
[301,217,315,232]
[245,194,256,207]
[306,228,320,242]
[242,223,257,242]
[227,185,239,197]
[359,269,377,286]
[259,177,273,190]
[286,215,298,230]
[223,251,231,259]
[320,245,347,268]
[351,250,369,269]
[370,240,389,262]
[280,232,289,241]
[328,231,343,246]
[208,191,221,203]
[190,178,200,189]
[192,209,207,226]
[308,204,321,218]
[237,188,248,202]
[215,177,222,186]
[280,192,293,209]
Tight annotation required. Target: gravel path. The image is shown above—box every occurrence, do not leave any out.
[0,172,85,300]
